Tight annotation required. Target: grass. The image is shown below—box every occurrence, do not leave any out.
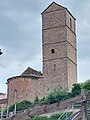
[27,112,73,120]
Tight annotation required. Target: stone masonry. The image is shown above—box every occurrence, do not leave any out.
[42,2,77,91]
[7,2,77,106]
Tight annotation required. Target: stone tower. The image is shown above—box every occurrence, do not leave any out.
[42,2,77,91]
[7,2,77,106]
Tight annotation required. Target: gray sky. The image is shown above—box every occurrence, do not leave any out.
[0,0,90,93]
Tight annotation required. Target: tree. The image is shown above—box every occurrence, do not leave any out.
[71,83,81,97]
[82,80,90,94]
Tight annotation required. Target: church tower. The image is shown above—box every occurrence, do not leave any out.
[42,2,77,91]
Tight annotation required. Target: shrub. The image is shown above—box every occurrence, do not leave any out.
[44,84,82,104]
[34,96,39,103]
[45,86,68,104]
[8,104,15,112]
[82,80,90,94]
[40,97,45,102]
[7,100,31,113]
[16,100,31,111]
[71,83,81,97]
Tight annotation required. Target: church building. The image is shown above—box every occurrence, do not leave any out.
[7,2,77,106]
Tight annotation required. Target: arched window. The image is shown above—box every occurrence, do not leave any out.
[70,18,72,29]
[14,89,17,92]
[14,89,17,102]
[51,49,55,54]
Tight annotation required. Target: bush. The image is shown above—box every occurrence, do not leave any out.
[7,100,31,113]
[82,80,90,94]
[40,97,45,102]
[71,83,81,97]
[34,96,39,103]
[16,100,31,111]
[44,84,82,104]
[8,104,15,112]
[45,86,68,104]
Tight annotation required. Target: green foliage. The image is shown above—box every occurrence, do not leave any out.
[16,100,31,111]
[30,116,48,120]
[6,82,89,115]
[45,86,68,104]
[44,83,83,104]
[32,81,90,105]
[7,100,31,113]
[8,104,15,112]
[71,83,81,97]
[34,96,39,103]
[50,113,62,119]
[28,112,72,120]
[40,97,45,102]
[82,80,90,94]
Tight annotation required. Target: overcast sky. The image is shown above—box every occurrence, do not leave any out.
[0,0,90,93]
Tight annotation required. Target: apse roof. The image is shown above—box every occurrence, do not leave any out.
[7,67,43,83]
[21,67,42,76]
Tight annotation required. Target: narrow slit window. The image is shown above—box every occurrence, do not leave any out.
[54,64,56,71]
[70,18,72,29]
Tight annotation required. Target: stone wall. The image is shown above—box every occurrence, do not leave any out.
[42,2,77,91]
[42,9,66,30]
[7,77,38,105]
[7,2,77,106]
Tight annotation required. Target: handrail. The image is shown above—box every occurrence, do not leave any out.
[66,107,81,120]
[71,111,81,120]
[0,109,27,119]
[58,105,72,120]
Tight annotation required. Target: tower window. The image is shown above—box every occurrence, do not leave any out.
[54,64,56,71]
[14,89,17,92]
[51,49,55,54]
[70,18,72,29]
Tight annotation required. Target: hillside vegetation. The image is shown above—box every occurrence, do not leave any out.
[5,80,90,113]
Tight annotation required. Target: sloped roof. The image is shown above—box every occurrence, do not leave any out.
[21,67,42,77]
[41,2,76,20]
[7,67,43,83]
[41,2,66,14]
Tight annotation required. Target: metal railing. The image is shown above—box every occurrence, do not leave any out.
[58,105,73,120]
[0,104,16,120]
[71,111,81,120]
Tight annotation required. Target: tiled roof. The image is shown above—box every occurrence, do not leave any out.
[7,67,43,83]
[21,67,42,77]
